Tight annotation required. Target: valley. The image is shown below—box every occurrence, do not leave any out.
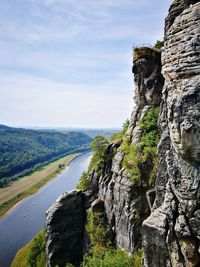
[0,152,91,267]
[0,153,79,217]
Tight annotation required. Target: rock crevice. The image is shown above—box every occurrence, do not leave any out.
[45,1,200,266]
[143,1,200,266]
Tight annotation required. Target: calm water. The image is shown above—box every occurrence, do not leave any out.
[0,152,91,267]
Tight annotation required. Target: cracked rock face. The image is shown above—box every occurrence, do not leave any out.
[132,47,163,107]
[127,47,164,145]
[165,0,199,34]
[46,190,85,267]
[143,1,200,267]
[96,47,164,252]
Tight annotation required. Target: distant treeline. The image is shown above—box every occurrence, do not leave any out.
[0,125,92,187]
[62,129,119,138]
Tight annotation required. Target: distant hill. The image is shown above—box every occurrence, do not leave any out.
[0,125,92,186]
[74,129,119,138]
[28,127,120,138]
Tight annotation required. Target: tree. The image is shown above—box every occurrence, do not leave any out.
[90,136,109,156]
[154,40,164,50]
[122,119,129,135]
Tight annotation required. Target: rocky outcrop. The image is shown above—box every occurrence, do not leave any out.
[127,47,163,145]
[95,47,164,252]
[132,47,163,107]
[143,1,200,266]
[165,0,199,34]
[46,190,85,267]
[45,2,200,266]
[45,46,164,266]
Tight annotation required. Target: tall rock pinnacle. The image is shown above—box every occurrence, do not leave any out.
[143,1,200,266]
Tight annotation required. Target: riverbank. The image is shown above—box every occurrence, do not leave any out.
[0,153,80,218]
[11,229,46,267]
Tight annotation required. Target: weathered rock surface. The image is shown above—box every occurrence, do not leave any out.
[127,47,164,146]
[45,46,164,267]
[46,190,85,267]
[132,47,163,107]
[45,2,200,266]
[143,1,200,266]
[95,47,164,252]
[165,0,199,34]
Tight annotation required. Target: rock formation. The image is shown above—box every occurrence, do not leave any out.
[165,0,199,34]
[45,1,200,266]
[95,47,164,252]
[45,46,164,266]
[46,191,85,267]
[143,1,200,266]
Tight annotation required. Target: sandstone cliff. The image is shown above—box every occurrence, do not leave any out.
[46,191,85,267]
[95,47,164,252]
[143,1,200,266]
[45,1,200,266]
[46,46,164,266]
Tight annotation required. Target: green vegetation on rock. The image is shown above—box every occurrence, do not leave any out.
[88,135,110,172]
[82,248,136,267]
[121,140,140,183]
[86,210,107,248]
[140,107,160,147]
[11,229,46,267]
[133,46,160,62]
[153,40,164,50]
[121,107,160,186]
[77,119,129,190]
[82,209,142,267]
[76,171,90,190]
[76,136,109,190]
[111,119,129,142]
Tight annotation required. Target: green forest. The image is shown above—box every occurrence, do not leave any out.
[0,125,92,187]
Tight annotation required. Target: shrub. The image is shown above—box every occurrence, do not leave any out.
[90,136,109,157]
[111,119,129,142]
[76,136,109,190]
[88,136,109,171]
[82,246,142,267]
[86,210,107,247]
[122,119,130,135]
[111,132,123,142]
[140,107,160,185]
[153,40,164,50]
[140,107,159,133]
[11,229,46,267]
[121,107,160,186]
[83,208,142,267]
[26,230,46,267]
[122,142,140,183]
[76,171,90,190]
[82,248,135,267]
[133,248,143,267]
[140,130,159,148]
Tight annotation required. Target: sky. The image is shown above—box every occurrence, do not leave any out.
[0,0,172,129]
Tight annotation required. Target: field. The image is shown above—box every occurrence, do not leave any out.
[0,153,79,217]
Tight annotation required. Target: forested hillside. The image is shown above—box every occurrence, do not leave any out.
[0,125,92,186]
[60,128,119,138]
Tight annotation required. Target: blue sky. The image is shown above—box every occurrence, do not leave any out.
[0,0,172,128]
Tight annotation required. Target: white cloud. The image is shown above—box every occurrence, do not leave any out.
[0,72,133,128]
[0,0,172,127]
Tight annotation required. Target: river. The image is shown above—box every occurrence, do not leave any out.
[0,152,91,267]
